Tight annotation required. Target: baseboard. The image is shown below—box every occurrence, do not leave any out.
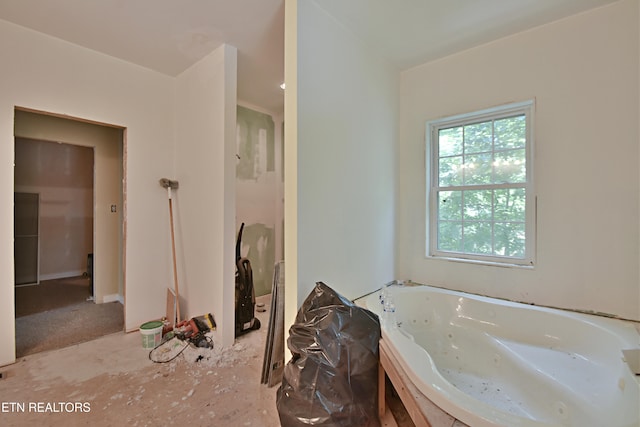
[39,270,85,281]
[102,294,124,304]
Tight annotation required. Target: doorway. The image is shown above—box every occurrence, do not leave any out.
[13,108,125,357]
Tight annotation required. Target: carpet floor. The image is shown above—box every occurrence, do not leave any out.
[15,276,91,317]
[15,301,124,358]
[14,276,124,358]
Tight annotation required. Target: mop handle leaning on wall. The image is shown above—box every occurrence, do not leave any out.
[160,178,181,323]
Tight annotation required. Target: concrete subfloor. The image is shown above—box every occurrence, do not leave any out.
[1,294,409,427]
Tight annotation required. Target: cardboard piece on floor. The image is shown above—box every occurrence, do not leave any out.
[269,261,286,387]
[261,265,277,384]
[166,287,177,327]
[261,261,285,387]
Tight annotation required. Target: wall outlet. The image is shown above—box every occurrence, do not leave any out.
[111,205,117,213]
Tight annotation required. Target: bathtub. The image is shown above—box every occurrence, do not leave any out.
[365,284,640,427]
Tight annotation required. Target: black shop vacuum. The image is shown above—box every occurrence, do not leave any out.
[235,223,261,337]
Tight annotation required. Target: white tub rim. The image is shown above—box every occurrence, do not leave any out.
[365,283,640,427]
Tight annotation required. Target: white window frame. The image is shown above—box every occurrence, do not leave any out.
[426,100,536,267]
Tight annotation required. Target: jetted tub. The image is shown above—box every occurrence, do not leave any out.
[365,284,640,427]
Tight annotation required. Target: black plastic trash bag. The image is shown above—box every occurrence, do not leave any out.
[276,282,381,427]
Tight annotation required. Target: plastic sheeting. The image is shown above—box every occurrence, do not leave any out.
[276,282,381,427]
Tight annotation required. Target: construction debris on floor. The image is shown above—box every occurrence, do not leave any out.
[0,295,279,427]
[261,261,285,388]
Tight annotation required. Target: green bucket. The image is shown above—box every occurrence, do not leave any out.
[140,320,163,349]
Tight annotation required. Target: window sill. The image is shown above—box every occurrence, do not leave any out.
[426,254,535,269]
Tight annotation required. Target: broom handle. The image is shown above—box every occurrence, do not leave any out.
[168,197,181,323]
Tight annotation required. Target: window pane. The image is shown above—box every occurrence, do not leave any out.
[438,221,462,252]
[438,191,462,220]
[439,156,463,187]
[464,153,492,185]
[494,115,525,150]
[439,127,463,157]
[428,101,533,264]
[494,188,525,222]
[494,222,525,257]
[464,122,492,154]
[463,190,492,221]
[463,221,492,254]
[493,149,526,183]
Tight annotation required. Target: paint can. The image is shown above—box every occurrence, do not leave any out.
[140,320,164,349]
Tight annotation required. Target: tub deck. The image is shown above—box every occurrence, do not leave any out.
[369,284,640,427]
[379,338,470,427]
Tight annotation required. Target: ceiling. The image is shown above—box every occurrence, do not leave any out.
[0,0,286,112]
[318,0,619,71]
[0,0,619,114]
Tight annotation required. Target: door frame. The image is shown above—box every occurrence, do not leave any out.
[13,107,126,316]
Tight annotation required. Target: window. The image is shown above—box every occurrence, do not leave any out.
[426,101,535,266]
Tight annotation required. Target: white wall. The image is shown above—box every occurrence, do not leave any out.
[284,0,299,331]
[14,137,94,281]
[174,44,237,347]
[397,0,640,321]
[0,18,176,366]
[285,0,397,323]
